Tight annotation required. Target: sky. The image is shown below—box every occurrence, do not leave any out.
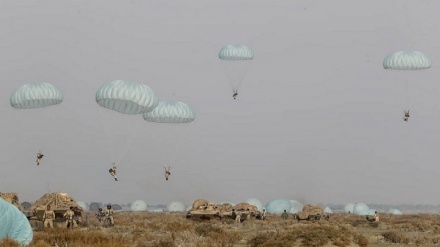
[1,0,440,207]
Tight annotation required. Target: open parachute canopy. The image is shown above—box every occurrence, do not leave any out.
[10,82,63,109]
[218,45,254,60]
[142,100,195,123]
[95,80,159,115]
[0,198,33,245]
[383,51,431,70]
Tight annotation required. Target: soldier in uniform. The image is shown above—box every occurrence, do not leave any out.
[164,166,171,181]
[232,89,238,100]
[105,204,115,225]
[36,151,44,166]
[403,110,410,122]
[261,209,267,220]
[109,162,118,181]
[235,212,241,223]
[43,205,55,228]
[281,209,288,220]
[63,206,78,228]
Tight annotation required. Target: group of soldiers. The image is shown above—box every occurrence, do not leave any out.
[42,204,115,229]
[36,154,172,182]
[108,163,171,182]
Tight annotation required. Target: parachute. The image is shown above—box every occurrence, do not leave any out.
[142,100,195,123]
[246,198,263,211]
[383,51,431,70]
[142,100,195,168]
[95,80,159,164]
[10,82,63,109]
[130,200,147,211]
[10,83,63,160]
[218,45,254,97]
[95,80,159,115]
[167,201,185,212]
[265,199,292,214]
[383,51,431,115]
[0,198,33,245]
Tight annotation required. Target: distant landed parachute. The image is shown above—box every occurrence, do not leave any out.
[96,80,159,115]
[383,51,431,70]
[388,208,402,215]
[111,204,122,211]
[353,203,370,215]
[324,207,333,214]
[246,198,263,211]
[218,44,254,96]
[130,200,147,211]
[10,82,63,109]
[366,209,377,215]
[76,201,88,211]
[344,203,355,213]
[265,199,292,214]
[89,202,100,212]
[167,201,185,212]
[290,200,304,214]
[21,202,32,211]
[142,100,195,123]
[0,198,33,245]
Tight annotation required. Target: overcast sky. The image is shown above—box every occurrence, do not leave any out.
[1,0,440,207]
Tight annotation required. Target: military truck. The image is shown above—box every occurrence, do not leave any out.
[293,204,325,221]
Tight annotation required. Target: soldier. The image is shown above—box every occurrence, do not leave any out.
[261,209,266,220]
[403,110,410,122]
[105,204,115,226]
[235,212,241,223]
[231,209,236,220]
[109,163,118,181]
[63,206,78,229]
[95,208,106,223]
[164,166,171,181]
[374,211,380,222]
[232,89,238,100]
[36,151,44,166]
[281,209,288,220]
[43,205,55,228]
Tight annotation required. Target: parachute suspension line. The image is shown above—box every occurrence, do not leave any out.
[115,120,137,165]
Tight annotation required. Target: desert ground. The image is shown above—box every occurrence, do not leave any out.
[3,211,440,247]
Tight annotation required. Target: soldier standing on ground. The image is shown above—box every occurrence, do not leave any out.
[281,209,288,220]
[63,206,78,228]
[105,204,115,226]
[235,212,241,223]
[43,205,55,228]
[261,209,267,220]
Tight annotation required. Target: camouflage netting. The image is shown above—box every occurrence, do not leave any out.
[302,204,324,214]
[191,199,216,210]
[233,203,258,212]
[215,203,233,213]
[0,193,23,211]
[30,192,83,211]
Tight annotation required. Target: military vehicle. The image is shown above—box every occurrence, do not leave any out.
[27,192,83,229]
[186,199,224,220]
[222,203,258,221]
[293,204,325,221]
[186,200,258,221]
